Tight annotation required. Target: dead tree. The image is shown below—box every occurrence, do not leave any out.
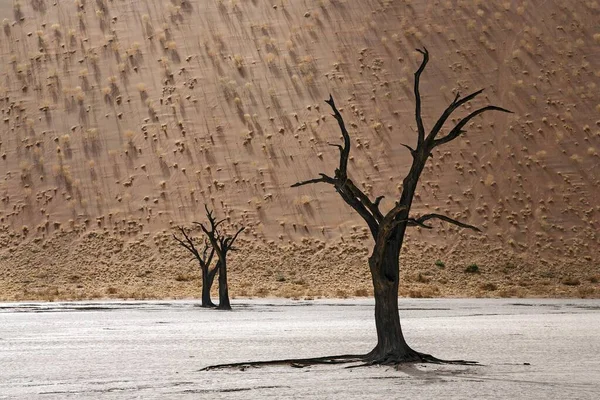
[173,227,219,307]
[197,205,245,311]
[201,48,511,370]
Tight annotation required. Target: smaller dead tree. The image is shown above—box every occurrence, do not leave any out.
[173,227,219,308]
[173,206,244,309]
[197,205,245,311]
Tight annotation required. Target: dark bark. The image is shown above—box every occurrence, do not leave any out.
[217,260,230,310]
[202,263,219,308]
[201,48,510,370]
[198,205,245,311]
[173,227,217,308]
[174,205,244,310]
[199,354,365,371]
[369,242,408,360]
[290,48,510,366]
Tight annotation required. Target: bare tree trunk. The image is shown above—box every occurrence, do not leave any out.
[367,236,419,362]
[201,266,218,308]
[217,260,231,310]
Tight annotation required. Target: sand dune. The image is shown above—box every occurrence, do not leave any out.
[0,0,598,300]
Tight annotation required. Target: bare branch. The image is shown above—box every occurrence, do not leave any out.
[225,227,245,250]
[425,88,485,143]
[325,95,351,178]
[400,143,416,157]
[414,47,429,145]
[173,226,200,259]
[327,142,343,152]
[203,205,223,231]
[405,218,433,229]
[408,213,481,232]
[345,180,384,222]
[293,95,387,238]
[204,204,213,218]
[336,186,380,238]
[172,232,195,255]
[433,105,513,148]
[291,173,335,188]
[198,222,212,242]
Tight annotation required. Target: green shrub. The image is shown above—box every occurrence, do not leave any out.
[434,259,445,268]
[465,264,480,273]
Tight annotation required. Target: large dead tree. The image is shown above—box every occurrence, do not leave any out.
[173,227,219,308]
[201,48,511,370]
[197,205,245,311]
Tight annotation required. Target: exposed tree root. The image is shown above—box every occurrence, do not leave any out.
[199,354,365,371]
[199,350,478,371]
[353,351,478,369]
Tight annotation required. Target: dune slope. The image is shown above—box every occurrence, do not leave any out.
[0,0,598,300]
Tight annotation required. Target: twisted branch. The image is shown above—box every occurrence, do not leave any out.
[290,173,335,188]
[325,95,351,178]
[414,47,429,145]
[425,88,484,143]
[432,105,512,148]
[407,213,481,232]
[291,95,387,238]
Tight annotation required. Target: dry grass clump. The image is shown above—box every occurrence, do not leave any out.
[174,273,196,282]
[480,282,498,291]
[561,276,580,286]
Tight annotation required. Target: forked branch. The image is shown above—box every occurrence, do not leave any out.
[174,227,218,268]
[408,48,512,152]
[221,226,245,253]
[198,209,245,257]
[407,213,481,232]
[173,226,216,268]
[425,88,485,143]
[325,94,351,178]
[290,173,335,188]
[209,204,227,229]
[432,105,512,148]
[291,95,386,237]
[172,226,199,259]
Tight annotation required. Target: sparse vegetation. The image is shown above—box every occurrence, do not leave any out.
[465,264,480,274]
[561,277,581,286]
[0,0,597,311]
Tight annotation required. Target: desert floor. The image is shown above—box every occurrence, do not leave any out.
[1,298,599,399]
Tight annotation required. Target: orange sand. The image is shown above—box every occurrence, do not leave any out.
[0,0,598,301]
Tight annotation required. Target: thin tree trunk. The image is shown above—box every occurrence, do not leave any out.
[201,265,217,308]
[217,260,231,310]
